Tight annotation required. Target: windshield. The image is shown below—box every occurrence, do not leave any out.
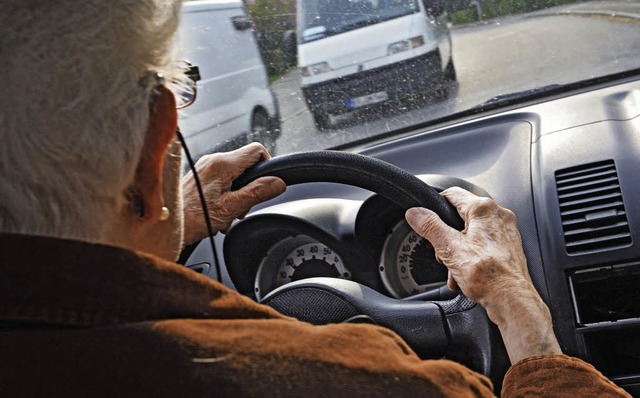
[176,0,640,159]
[299,0,420,42]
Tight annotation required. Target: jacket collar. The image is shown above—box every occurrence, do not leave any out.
[0,233,280,327]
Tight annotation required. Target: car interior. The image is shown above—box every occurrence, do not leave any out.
[3,0,640,396]
[183,68,640,395]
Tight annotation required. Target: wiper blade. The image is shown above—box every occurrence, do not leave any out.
[470,67,640,113]
[476,84,563,108]
[332,16,381,33]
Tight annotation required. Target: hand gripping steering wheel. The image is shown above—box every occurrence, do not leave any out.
[230,151,509,383]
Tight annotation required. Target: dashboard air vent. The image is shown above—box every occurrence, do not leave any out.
[555,160,631,255]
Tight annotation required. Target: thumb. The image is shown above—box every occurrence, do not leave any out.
[240,176,286,205]
[447,271,460,291]
[220,176,286,219]
[405,207,458,254]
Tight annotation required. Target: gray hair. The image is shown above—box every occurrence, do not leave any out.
[0,0,183,241]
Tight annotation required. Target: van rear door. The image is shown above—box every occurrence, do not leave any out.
[179,1,270,157]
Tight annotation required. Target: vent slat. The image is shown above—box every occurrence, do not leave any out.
[557,185,620,201]
[556,170,617,188]
[560,201,624,218]
[555,162,616,180]
[562,214,627,230]
[559,192,623,211]
[556,176,619,194]
[563,223,630,239]
[555,160,631,255]
[565,233,632,248]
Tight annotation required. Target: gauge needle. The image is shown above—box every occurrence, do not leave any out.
[292,265,305,278]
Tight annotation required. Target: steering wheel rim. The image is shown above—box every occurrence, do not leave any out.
[179,151,464,265]
[231,150,465,231]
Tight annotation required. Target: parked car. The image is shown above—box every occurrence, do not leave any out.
[178,0,281,163]
[285,0,455,128]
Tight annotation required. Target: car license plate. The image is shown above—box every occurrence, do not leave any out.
[348,91,388,109]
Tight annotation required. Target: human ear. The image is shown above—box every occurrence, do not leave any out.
[128,85,178,222]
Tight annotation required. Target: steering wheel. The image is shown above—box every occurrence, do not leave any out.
[231,150,465,229]
[228,150,509,384]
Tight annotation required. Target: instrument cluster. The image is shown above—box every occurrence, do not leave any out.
[230,191,454,301]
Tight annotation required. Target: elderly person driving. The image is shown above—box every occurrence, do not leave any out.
[0,1,629,397]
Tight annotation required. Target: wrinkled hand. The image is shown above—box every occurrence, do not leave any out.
[405,187,530,309]
[405,187,561,363]
[182,143,286,245]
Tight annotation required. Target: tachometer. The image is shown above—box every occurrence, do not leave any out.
[379,221,448,298]
[255,235,350,301]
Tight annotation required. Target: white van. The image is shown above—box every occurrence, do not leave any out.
[178,0,281,161]
[293,0,455,128]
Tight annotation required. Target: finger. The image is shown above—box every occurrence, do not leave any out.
[237,211,249,221]
[216,176,286,220]
[191,144,271,187]
[230,142,271,162]
[223,143,272,180]
[219,223,233,235]
[447,271,459,291]
[440,187,481,215]
[405,207,458,254]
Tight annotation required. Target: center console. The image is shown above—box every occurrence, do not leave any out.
[532,82,640,395]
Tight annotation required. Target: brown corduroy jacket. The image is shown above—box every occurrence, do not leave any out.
[0,234,630,397]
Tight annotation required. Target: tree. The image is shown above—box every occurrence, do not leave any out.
[245,0,296,77]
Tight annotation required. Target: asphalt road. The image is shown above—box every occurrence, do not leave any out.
[270,5,640,155]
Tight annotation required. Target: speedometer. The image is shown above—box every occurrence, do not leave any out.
[379,221,448,298]
[276,242,349,284]
[254,235,351,301]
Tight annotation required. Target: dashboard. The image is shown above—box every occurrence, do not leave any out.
[185,73,640,395]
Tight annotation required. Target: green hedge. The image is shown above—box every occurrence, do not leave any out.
[451,0,585,24]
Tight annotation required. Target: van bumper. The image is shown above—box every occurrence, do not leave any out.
[302,50,443,116]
